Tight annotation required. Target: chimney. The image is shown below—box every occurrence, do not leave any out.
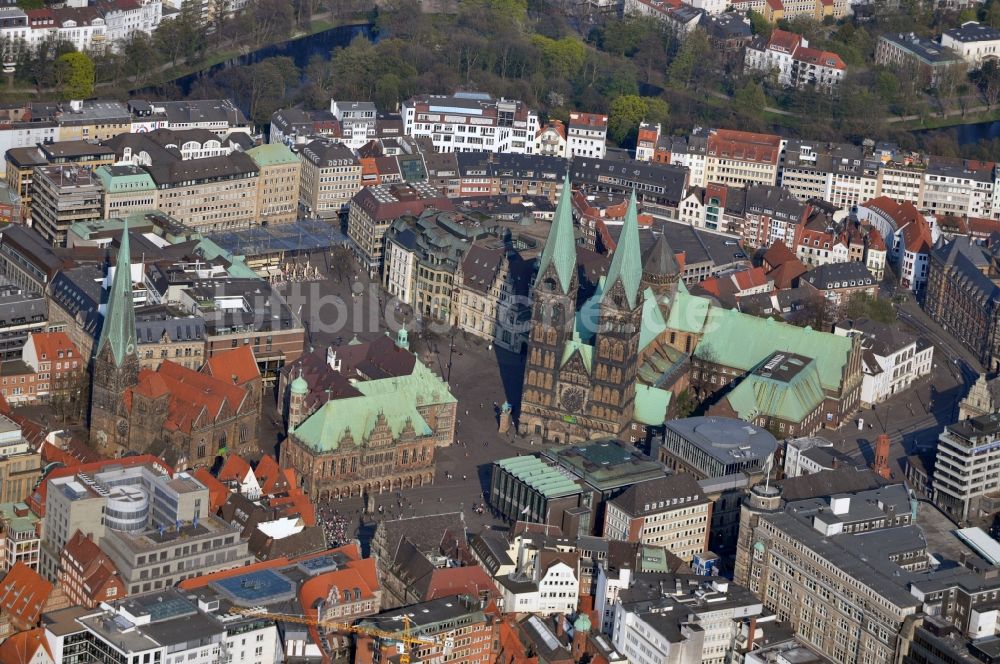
[872,433,891,480]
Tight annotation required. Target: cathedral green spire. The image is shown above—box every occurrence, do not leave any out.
[604,189,643,309]
[95,220,137,367]
[536,173,577,294]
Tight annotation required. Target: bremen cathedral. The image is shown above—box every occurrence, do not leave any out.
[519,175,685,444]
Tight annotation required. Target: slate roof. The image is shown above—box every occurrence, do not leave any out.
[609,474,708,518]
[802,261,875,290]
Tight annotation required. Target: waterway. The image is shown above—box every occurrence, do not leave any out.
[912,119,1000,146]
[136,22,374,97]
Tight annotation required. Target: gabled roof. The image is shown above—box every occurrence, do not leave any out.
[641,231,680,280]
[203,345,260,385]
[191,468,230,513]
[27,331,79,362]
[0,628,52,664]
[0,562,52,628]
[218,454,253,484]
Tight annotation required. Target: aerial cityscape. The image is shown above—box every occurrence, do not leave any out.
[0,0,996,662]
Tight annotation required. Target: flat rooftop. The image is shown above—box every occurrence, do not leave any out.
[542,439,664,491]
[664,416,778,465]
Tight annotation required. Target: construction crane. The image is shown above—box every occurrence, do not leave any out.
[228,607,442,664]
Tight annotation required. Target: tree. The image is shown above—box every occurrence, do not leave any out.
[733,81,766,124]
[977,59,1000,108]
[748,10,772,39]
[643,97,669,128]
[531,35,585,80]
[608,94,647,144]
[668,28,710,91]
[55,52,94,99]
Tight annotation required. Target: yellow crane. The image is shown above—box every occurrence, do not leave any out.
[228,607,441,664]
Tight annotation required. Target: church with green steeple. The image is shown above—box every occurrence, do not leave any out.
[519,179,683,444]
[90,220,141,452]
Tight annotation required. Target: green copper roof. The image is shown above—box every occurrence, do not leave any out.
[665,288,711,335]
[573,613,592,633]
[290,375,309,395]
[194,238,258,279]
[292,361,455,452]
[694,308,853,392]
[560,338,593,374]
[602,190,643,309]
[536,173,577,295]
[95,219,137,366]
[247,143,300,167]
[639,287,667,352]
[494,455,581,498]
[95,165,155,193]
[724,356,825,424]
[633,384,672,426]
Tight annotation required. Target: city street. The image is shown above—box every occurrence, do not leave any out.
[823,299,982,480]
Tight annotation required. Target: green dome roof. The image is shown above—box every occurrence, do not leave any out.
[290,375,309,394]
[573,613,591,633]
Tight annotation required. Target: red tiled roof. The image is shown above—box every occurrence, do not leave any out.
[254,455,284,494]
[203,346,260,386]
[28,331,79,362]
[707,129,781,164]
[867,227,887,251]
[733,266,769,291]
[218,454,253,484]
[767,29,802,54]
[0,628,52,664]
[192,468,230,513]
[763,240,796,269]
[568,112,608,130]
[130,360,250,434]
[0,562,52,628]
[423,566,498,601]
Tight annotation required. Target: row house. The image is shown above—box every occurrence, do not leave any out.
[676,183,735,233]
[857,197,937,293]
[734,184,808,249]
[298,139,362,218]
[745,29,847,92]
[642,129,709,188]
[402,92,539,155]
[779,139,879,209]
[567,112,609,160]
[761,0,850,22]
[330,100,377,150]
[704,128,782,189]
[454,152,567,202]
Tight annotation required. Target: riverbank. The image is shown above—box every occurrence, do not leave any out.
[129,15,372,94]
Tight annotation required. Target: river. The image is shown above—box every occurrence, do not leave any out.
[136,22,374,97]
[912,120,1000,146]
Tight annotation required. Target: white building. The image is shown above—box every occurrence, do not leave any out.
[611,575,763,664]
[534,120,568,158]
[595,566,633,635]
[497,549,579,616]
[835,318,933,406]
[783,436,836,477]
[745,29,847,91]
[44,590,281,664]
[856,197,938,293]
[689,0,727,14]
[402,92,539,154]
[330,100,377,150]
[98,0,163,47]
[934,414,1000,523]
[940,21,1000,69]
[566,112,608,159]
